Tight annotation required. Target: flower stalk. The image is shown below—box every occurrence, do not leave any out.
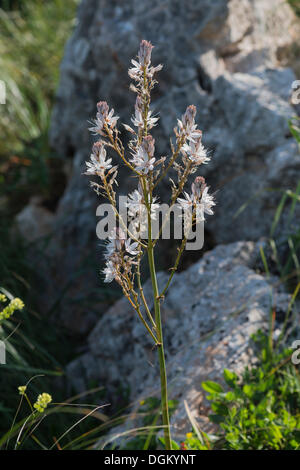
[84,40,215,450]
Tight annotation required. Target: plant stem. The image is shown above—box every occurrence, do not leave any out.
[147,232,172,449]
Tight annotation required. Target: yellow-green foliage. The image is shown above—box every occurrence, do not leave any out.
[33,392,52,413]
[0,294,24,321]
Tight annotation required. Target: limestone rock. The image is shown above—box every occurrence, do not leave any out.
[66,241,293,442]
[46,0,300,330]
[14,197,54,243]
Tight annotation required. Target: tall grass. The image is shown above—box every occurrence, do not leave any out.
[0,0,78,157]
[0,0,80,445]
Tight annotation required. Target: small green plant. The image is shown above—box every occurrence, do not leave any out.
[182,331,300,450]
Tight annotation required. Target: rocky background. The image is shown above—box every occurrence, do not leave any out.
[14,0,300,440]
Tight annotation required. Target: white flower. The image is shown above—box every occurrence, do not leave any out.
[177,184,215,223]
[128,59,143,81]
[88,118,105,135]
[103,260,117,283]
[128,40,162,82]
[126,189,144,218]
[131,148,155,173]
[128,41,153,79]
[104,227,139,259]
[199,186,215,218]
[104,228,126,257]
[147,110,159,129]
[126,189,159,220]
[89,101,119,135]
[131,105,143,128]
[105,108,119,128]
[125,239,139,256]
[177,105,201,142]
[131,108,159,130]
[177,119,198,142]
[182,138,210,165]
[85,143,112,176]
[123,123,136,134]
[130,137,156,174]
[177,192,194,211]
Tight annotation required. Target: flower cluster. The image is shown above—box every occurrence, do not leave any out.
[181,133,210,166]
[88,101,119,136]
[130,95,159,131]
[126,184,159,238]
[126,41,166,179]
[103,228,139,285]
[129,135,156,174]
[85,101,120,205]
[0,296,24,321]
[18,385,27,396]
[85,142,112,177]
[33,393,52,413]
[176,105,199,142]
[126,185,159,220]
[128,39,162,84]
[85,39,215,288]
[177,176,215,224]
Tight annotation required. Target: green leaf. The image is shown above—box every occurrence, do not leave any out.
[209,414,225,424]
[243,384,253,398]
[171,440,180,450]
[223,369,238,386]
[225,391,235,401]
[202,381,223,394]
[211,402,229,416]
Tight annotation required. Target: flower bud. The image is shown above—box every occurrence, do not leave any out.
[182,105,196,129]
[191,176,206,200]
[97,101,109,120]
[141,135,155,157]
[138,40,153,67]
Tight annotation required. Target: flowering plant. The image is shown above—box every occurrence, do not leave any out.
[85,40,215,449]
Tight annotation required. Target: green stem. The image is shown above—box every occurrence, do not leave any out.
[146,200,171,449]
[139,68,171,448]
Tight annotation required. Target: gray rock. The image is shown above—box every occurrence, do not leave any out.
[66,241,293,443]
[14,197,54,243]
[45,0,300,330]
[210,140,300,243]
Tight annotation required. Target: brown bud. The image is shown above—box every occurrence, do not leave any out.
[182,105,196,128]
[138,40,153,66]
[92,141,103,157]
[141,135,155,157]
[191,176,206,199]
[135,95,143,113]
[97,101,109,119]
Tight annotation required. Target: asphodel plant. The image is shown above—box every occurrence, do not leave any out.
[84,40,215,450]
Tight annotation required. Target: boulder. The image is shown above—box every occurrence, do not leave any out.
[45,0,300,330]
[14,197,54,243]
[66,241,293,442]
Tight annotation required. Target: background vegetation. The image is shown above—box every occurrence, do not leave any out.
[0,0,299,450]
[0,0,82,446]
